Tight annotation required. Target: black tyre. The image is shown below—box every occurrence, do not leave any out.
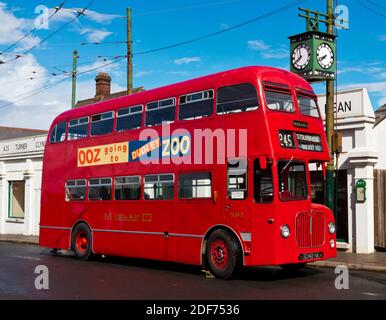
[280,263,306,273]
[71,223,93,260]
[205,229,242,279]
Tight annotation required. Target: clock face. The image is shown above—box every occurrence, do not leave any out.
[317,43,334,69]
[292,43,311,70]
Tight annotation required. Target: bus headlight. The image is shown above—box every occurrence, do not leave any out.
[280,225,290,239]
[328,222,336,234]
[330,239,335,248]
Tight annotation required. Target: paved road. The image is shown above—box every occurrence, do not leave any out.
[0,242,385,300]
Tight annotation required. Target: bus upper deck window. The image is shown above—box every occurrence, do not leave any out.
[146,98,176,127]
[179,90,213,120]
[217,83,259,115]
[265,90,294,112]
[297,94,320,118]
[49,121,66,143]
[116,105,143,131]
[91,111,114,136]
[68,117,89,140]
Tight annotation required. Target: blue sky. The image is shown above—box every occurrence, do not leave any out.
[0,0,385,129]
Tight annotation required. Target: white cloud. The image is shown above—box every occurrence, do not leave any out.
[82,9,122,24]
[49,8,121,25]
[174,57,201,65]
[261,48,288,59]
[79,28,113,43]
[134,71,152,78]
[0,2,40,51]
[247,39,288,59]
[247,40,270,51]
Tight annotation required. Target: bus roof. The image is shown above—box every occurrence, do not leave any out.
[54,66,313,123]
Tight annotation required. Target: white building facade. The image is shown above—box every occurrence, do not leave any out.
[0,135,46,236]
[317,88,380,253]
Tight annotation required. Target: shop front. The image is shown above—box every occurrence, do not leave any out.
[317,88,378,254]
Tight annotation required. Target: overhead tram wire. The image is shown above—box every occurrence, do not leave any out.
[0,55,126,110]
[0,0,305,108]
[355,0,386,18]
[81,0,306,51]
[0,0,96,65]
[0,1,67,55]
[23,0,96,55]
[364,0,386,11]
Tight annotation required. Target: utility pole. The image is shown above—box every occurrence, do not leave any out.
[127,8,133,95]
[71,49,78,109]
[325,0,335,211]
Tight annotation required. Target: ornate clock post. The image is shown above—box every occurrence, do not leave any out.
[288,4,347,213]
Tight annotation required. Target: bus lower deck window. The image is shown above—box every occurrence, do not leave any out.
[144,174,174,200]
[178,172,212,199]
[115,176,141,200]
[65,179,86,201]
[254,160,273,203]
[88,178,112,201]
[227,158,247,200]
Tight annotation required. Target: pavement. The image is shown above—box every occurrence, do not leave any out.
[0,234,385,272]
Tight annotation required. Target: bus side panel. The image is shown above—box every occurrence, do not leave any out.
[39,227,70,250]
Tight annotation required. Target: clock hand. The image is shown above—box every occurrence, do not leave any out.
[318,55,327,62]
[296,54,302,63]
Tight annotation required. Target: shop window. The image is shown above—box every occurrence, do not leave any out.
[8,181,25,219]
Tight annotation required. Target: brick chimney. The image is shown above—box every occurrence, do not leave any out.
[95,72,111,97]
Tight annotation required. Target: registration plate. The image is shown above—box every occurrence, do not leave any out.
[299,252,324,261]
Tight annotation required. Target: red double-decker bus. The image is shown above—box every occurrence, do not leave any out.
[40,66,336,279]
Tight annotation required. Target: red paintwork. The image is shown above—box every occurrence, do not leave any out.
[39,66,336,267]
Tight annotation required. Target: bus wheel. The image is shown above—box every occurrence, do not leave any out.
[71,223,93,260]
[205,229,242,279]
[280,263,306,273]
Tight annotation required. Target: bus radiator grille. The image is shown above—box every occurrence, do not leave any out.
[296,211,325,248]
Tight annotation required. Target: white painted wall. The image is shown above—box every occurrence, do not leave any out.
[0,135,46,236]
[317,88,377,253]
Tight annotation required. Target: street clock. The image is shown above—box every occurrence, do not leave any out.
[289,31,336,82]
